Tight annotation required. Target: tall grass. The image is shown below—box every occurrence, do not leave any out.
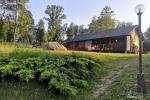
[9,48,138,61]
[0,47,144,100]
[0,43,16,53]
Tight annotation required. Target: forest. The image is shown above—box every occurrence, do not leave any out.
[1,0,150,47]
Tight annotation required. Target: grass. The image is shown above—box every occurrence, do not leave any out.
[71,54,138,100]
[0,53,131,100]
[96,55,150,100]
[1,44,150,100]
[0,80,65,100]
[0,43,16,53]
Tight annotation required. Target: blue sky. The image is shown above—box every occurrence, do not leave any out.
[28,0,150,32]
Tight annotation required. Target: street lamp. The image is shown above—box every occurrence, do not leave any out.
[135,4,145,95]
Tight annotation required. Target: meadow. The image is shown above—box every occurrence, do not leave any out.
[0,43,150,100]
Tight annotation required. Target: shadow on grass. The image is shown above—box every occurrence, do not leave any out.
[0,79,67,100]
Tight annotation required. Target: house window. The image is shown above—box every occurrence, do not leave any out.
[92,40,100,50]
[75,42,79,49]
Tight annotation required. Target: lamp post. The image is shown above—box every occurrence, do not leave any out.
[135,4,145,95]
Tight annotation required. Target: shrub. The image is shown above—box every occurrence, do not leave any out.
[15,69,34,83]
[0,65,14,76]
[0,51,103,96]
[39,65,58,81]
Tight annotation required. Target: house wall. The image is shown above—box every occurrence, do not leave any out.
[68,42,76,50]
[129,30,139,53]
[85,40,92,51]
[78,41,85,50]
[110,37,126,52]
[68,36,127,52]
[91,40,101,51]
[126,36,131,51]
[68,41,85,50]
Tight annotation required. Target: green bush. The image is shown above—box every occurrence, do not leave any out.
[0,51,104,96]
[15,69,34,83]
[0,65,14,75]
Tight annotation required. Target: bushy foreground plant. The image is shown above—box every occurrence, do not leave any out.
[0,53,103,96]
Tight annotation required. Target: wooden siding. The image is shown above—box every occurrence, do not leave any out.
[68,29,139,53]
[129,30,139,53]
[93,37,127,52]
[68,41,85,51]
[68,42,76,50]
[77,41,85,50]
[68,36,127,52]
[126,36,131,51]
[85,41,92,51]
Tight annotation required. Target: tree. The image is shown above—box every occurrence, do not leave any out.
[144,26,150,51]
[18,8,33,42]
[0,20,16,42]
[36,19,45,45]
[66,22,79,41]
[60,23,67,41]
[89,16,97,32]
[144,26,150,41]
[0,21,9,41]
[0,0,16,41]
[43,33,49,43]
[44,5,66,42]
[14,0,30,41]
[89,6,115,32]
[116,21,133,28]
[98,6,114,31]
[78,24,88,34]
[0,0,30,42]
[0,0,16,24]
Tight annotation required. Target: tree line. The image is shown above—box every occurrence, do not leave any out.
[1,1,148,46]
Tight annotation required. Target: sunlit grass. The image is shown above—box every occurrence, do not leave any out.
[9,47,140,63]
[1,46,150,100]
[0,43,16,53]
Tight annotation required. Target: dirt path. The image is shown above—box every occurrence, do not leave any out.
[91,64,130,99]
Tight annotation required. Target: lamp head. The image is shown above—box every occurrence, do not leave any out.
[135,4,145,14]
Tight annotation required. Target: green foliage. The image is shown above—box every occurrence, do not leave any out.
[44,5,66,41]
[35,19,45,45]
[0,0,30,42]
[15,69,34,83]
[18,8,34,42]
[39,65,58,80]
[9,49,49,59]
[0,21,14,42]
[0,65,14,75]
[0,50,103,96]
[72,79,88,88]
[43,33,49,42]
[66,22,78,41]
[89,6,115,32]
[88,16,97,32]
[144,26,150,42]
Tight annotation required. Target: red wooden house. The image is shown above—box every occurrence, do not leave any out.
[68,25,141,53]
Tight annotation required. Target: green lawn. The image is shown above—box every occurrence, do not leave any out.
[96,55,150,100]
[0,80,62,100]
[0,48,150,100]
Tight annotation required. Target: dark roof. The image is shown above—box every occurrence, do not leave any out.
[70,25,137,42]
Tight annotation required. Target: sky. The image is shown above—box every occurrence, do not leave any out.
[28,0,150,32]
